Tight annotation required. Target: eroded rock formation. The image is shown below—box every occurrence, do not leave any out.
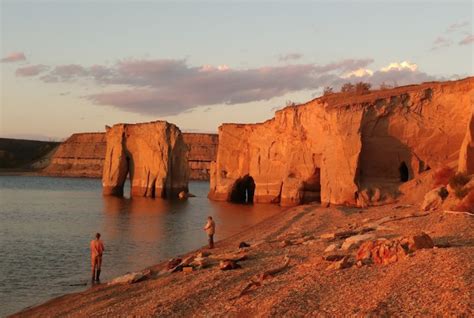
[102,121,189,198]
[209,77,473,206]
[43,133,106,177]
[42,132,217,180]
[458,109,474,174]
[182,133,218,180]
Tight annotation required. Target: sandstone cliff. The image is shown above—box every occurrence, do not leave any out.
[458,110,474,174]
[102,121,189,198]
[42,132,217,180]
[209,77,474,206]
[182,133,218,180]
[42,133,106,177]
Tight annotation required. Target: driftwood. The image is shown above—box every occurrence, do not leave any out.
[378,213,430,225]
[443,210,474,216]
[394,204,413,209]
[209,252,248,262]
[231,256,291,300]
[168,255,196,273]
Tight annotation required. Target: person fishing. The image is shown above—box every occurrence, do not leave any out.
[90,232,105,283]
[203,216,216,249]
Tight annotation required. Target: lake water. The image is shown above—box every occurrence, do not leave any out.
[0,176,284,316]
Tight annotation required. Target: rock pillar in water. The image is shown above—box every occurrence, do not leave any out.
[102,121,189,198]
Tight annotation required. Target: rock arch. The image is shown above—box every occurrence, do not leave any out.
[230,175,255,204]
[102,121,189,199]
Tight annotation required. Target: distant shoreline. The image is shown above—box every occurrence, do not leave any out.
[0,170,42,176]
[0,170,104,179]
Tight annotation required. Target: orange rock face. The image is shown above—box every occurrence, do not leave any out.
[209,78,474,206]
[182,133,218,180]
[43,132,216,180]
[102,121,189,198]
[43,133,106,177]
[458,110,474,174]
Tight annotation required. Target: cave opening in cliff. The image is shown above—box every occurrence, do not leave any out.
[302,168,321,203]
[124,156,132,196]
[230,175,256,204]
[399,161,409,182]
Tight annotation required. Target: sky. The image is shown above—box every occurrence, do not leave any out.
[1,0,473,141]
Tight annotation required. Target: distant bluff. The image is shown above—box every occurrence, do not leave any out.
[42,133,106,177]
[209,77,474,206]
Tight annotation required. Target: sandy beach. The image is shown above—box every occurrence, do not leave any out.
[11,202,473,317]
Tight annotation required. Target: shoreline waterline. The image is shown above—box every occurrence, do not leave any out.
[0,176,284,316]
[13,202,290,316]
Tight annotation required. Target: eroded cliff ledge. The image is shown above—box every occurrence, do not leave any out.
[42,133,106,177]
[209,77,474,207]
[102,121,189,198]
[182,133,218,180]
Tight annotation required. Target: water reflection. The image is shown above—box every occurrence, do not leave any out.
[99,186,284,274]
[0,177,284,316]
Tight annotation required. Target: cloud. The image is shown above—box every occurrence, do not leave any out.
[459,34,474,45]
[1,52,26,63]
[332,61,436,89]
[32,57,438,116]
[40,64,89,82]
[342,68,374,79]
[32,58,370,115]
[279,53,303,62]
[380,61,418,72]
[446,21,469,33]
[15,64,49,77]
[431,21,473,50]
[431,36,452,50]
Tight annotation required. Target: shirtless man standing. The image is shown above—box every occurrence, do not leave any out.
[90,233,105,283]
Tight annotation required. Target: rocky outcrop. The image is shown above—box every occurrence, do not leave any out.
[42,132,216,180]
[458,110,474,174]
[209,77,473,206]
[102,121,189,198]
[182,133,218,180]
[42,133,106,177]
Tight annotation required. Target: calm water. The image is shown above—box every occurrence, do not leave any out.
[0,176,283,316]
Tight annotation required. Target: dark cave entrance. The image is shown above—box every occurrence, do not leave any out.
[302,168,322,203]
[399,161,409,182]
[230,175,256,204]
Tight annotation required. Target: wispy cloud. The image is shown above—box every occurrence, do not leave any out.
[431,36,453,50]
[432,21,472,50]
[40,64,89,82]
[278,53,303,62]
[459,34,474,45]
[446,21,469,33]
[15,64,49,77]
[1,52,26,63]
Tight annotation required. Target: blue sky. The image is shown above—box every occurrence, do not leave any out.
[1,0,472,140]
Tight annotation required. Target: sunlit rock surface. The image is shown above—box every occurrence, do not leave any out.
[209,78,473,206]
[43,132,217,180]
[42,133,106,177]
[102,121,189,198]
